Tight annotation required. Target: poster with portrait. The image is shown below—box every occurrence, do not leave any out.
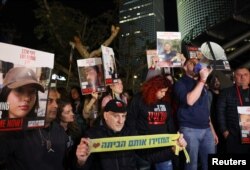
[156,32,182,67]
[237,106,250,144]
[0,42,54,131]
[146,49,160,70]
[77,57,106,95]
[185,46,203,59]
[101,45,118,85]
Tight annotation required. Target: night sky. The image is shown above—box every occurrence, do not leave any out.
[0,0,178,48]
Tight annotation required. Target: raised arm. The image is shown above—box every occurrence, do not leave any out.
[186,68,211,105]
[82,92,98,119]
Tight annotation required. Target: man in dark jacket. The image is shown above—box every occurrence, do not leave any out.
[76,99,187,170]
[217,66,250,153]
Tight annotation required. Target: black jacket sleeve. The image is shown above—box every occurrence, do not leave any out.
[216,86,241,136]
[126,93,142,130]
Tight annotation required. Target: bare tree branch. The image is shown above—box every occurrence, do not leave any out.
[43,0,66,48]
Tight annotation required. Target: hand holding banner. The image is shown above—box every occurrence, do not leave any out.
[89,133,190,163]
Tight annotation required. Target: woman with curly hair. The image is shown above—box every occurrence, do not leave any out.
[126,74,177,170]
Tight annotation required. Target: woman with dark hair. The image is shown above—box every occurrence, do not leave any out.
[57,98,82,170]
[0,67,44,119]
[57,98,82,145]
[69,85,88,133]
[0,87,68,170]
[126,75,177,170]
[70,85,84,115]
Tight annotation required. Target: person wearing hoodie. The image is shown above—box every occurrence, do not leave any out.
[126,74,177,170]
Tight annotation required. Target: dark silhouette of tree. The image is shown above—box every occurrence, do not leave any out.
[33,0,119,85]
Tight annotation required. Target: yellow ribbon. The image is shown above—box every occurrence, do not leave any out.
[89,133,190,163]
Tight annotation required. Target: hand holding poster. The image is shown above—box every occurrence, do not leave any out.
[0,42,54,131]
[77,57,106,95]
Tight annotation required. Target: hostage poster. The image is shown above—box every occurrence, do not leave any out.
[77,57,106,95]
[156,32,182,67]
[146,49,160,70]
[237,106,250,144]
[101,45,118,85]
[0,42,54,131]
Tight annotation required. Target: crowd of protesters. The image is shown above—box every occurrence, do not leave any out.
[1,54,250,170]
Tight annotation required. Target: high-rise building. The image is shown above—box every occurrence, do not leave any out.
[177,0,234,42]
[176,0,250,69]
[119,0,165,82]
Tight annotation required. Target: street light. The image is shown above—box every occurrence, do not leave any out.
[52,73,66,81]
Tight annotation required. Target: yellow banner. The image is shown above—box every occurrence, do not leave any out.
[89,133,190,163]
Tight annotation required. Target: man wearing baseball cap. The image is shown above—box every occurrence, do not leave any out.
[102,98,127,132]
[76,99,187,170]
[76,99,132,170]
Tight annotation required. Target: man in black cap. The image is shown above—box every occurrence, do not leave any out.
[75,99,187,170]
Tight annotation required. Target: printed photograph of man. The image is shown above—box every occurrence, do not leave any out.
[79,65,105,93]
[240,114,250,131]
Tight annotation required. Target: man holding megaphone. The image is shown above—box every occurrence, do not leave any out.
[174,58,218,170]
